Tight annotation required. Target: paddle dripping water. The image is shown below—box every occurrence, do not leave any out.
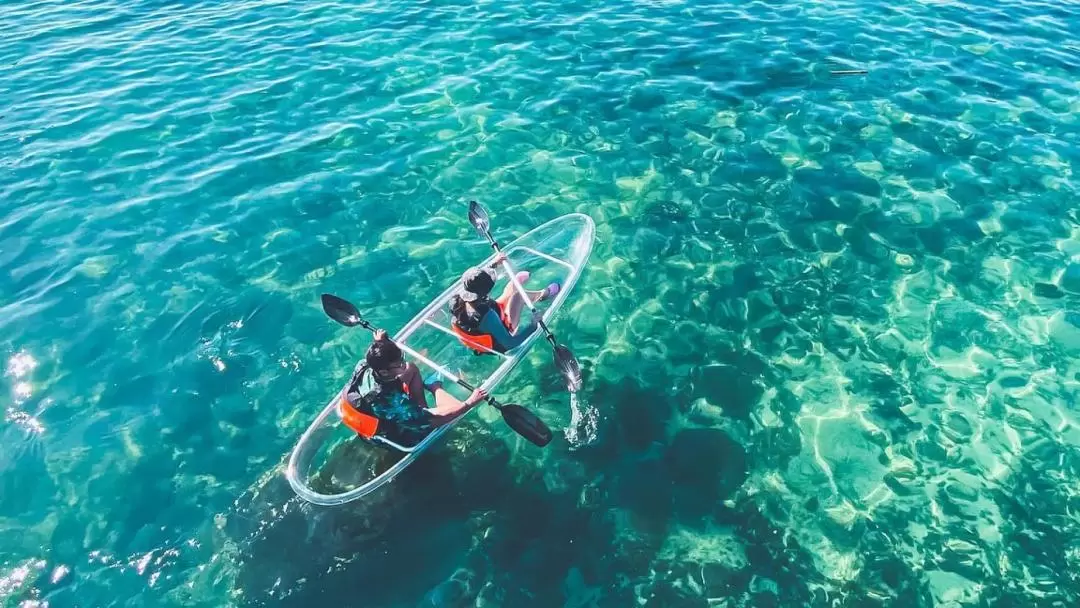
[564,392,598,449]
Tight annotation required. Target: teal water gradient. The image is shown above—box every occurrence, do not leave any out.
[2,0,1079,605]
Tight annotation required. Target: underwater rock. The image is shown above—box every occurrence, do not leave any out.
[787,222,843,253]
[754,320,791,351]
[571,291,610,338]
[710,297,748,332]
[616,456,675,525]
[444,432,514,508]
[605,508,666,577]
[859,554,920,602]
[843,225,892,263]
[474,581,502,607]
[628,87,667,112]
[925,569,983,606]
[701,561,751,598]
[752,422,803,471]
[1061,263,1080,294]
[829,294,857,317]
[691,364,762,420]
[631,227,673,261]
[746,291,778,327]
[941,217,987,243]
[665,429,740,483]
[1033,282,1065,299]
[748,576,781,608]
[604,379,673,453]
[771,278,820,316]
[1048,311,1080,355]
[643,578,709,608]
[418,568,475,608]
[294,188,347,219]
[916,224,950,256]
[731,263,764,296]
[667,428,748,519]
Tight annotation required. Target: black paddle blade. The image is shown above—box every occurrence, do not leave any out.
[554,344,582,392]
[499,403,553,447]
[321,293,365,328]
[467,200,491,238]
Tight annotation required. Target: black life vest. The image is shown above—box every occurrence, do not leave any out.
[449,296,507,354]
[339,365,415,444]
[450,296,498,332]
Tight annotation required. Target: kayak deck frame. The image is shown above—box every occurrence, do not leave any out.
[284,213,595,506]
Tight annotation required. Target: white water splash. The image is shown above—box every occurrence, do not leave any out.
[564,392,598,449]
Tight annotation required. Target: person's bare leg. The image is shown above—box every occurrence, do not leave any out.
[497,271,545,330]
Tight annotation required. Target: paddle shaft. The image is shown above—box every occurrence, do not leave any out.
[482,235,558,346]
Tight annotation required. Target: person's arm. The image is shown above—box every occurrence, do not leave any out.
[485,253,507,278]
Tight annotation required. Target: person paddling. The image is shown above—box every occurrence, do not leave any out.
[339,329,487,446]
[448,253,560,354]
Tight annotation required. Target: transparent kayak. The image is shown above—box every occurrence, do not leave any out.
[285,213,596,506]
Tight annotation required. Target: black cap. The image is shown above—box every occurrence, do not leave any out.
[460,267,495,302]
[366,338,403,371]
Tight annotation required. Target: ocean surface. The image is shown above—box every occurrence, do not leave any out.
[2,0,1079,606]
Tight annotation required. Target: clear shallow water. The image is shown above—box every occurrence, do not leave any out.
[1,0,1079,605]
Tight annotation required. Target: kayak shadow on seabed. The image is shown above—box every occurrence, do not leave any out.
[218,420,524,607]
[208,371,785,608]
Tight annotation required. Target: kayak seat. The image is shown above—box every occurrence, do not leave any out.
[338,371,413,440]
[339,383,429,450]
[449,320,504,356]
[339,396,380,438]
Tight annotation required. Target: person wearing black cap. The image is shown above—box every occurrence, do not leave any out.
[448,253,561,353]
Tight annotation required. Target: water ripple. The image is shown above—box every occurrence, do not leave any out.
[2,0,1079,605]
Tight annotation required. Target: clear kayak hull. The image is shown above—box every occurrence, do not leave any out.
[285,213,596,506]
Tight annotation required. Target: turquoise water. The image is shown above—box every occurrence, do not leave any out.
[2,0,1079,605]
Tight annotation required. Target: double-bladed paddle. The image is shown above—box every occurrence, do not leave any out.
[320,293,553,447]
[467,200,583,392]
